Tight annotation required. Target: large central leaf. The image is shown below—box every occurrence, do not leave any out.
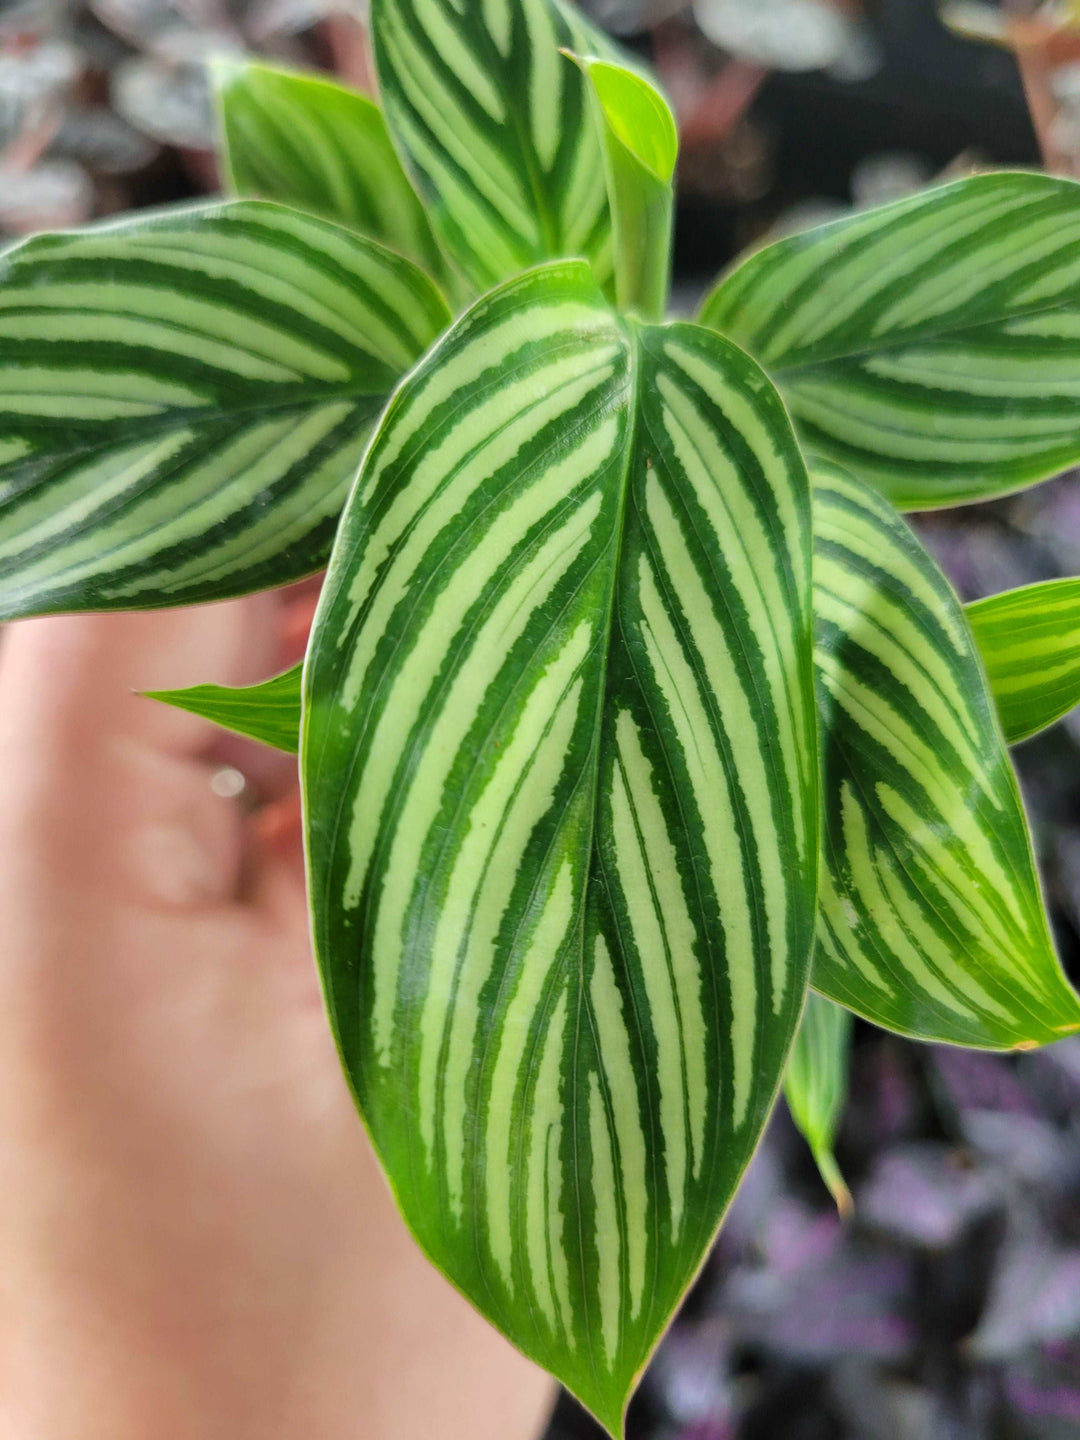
[302,262,818,1432]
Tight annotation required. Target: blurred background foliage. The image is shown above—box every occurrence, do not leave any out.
[5,1,1080,1436]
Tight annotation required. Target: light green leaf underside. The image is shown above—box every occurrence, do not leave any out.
[371,0,620,294]
[146,662,303,753]
[568,53,676,321]
[302,262,818,1434]
[0,200,450,620]
[214,58,452,289]
[812,460,1080,1048]
[783,991,852,1213]
[967,577,1080,743]
[701,172,1080,509]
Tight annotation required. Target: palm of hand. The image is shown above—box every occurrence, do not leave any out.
[0,600,551,1440]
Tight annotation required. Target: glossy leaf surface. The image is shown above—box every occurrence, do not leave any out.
[302,262,818,1433]
[0,201,449,619]
[701,173,1080,509]
[371,0,617,293]
[146,663,303,753]
[214,59,450,286]
[967,577,1080,743]
[568,53,675,320]
[812,461,1080,1047]
[784,992,852,1213]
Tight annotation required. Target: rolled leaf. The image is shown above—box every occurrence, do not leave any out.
[967,577,1080,743]
[701,173,1080,509]
[214,58,451,288]
[302,261,819,1433]
[566,53,676,321]
[783,991,852,1214]
[146,662,302,753]
[0,201,449,620]
[812,460,1080,1048]
[371,0,618,293]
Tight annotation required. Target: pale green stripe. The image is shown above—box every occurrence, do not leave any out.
[609,752,688,1234]
[615,710,707,1179]
[646,473,789,1014]
[590,933,647,1319]
[589,1071,621,1367]
[637,555,756,1126]
[525,989,571,1332]
[486,860,576,1286]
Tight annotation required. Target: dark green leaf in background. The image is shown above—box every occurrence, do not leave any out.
[302,261,818,1433]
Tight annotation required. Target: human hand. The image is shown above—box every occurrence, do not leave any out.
[0,598,553,1440]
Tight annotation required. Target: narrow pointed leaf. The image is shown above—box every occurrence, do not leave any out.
[302,262,818,1433]
[371,0,619,293]
[812,460,1080,1047]
[701,173,1080,509]
[784,992,852,1214]
[566,53,676,321]
[146,662,302,753]
[214,59,452,288]
[967,577,1080,743]
[0,201,450,620]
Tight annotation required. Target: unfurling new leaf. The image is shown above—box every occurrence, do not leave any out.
[566,53,676,320]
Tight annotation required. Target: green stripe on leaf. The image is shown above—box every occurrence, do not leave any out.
[812,461,1080,1048]
[301,261,819,1435]
[0,201,450,620]
[701,172,1080,509]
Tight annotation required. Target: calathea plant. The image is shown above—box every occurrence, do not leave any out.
[5,0,1080,1431]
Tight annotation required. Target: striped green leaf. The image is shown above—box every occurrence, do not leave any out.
[783,992,852,1214]
[0,200,450,620]
[302,261,818,1433]
[146,662,302,753]
[967,577,1080,743]
[213,59,451,288]
[371,0,618,294]
[812,460,1080,1048]
[700,173,1080,509]
[566,53,676,321]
